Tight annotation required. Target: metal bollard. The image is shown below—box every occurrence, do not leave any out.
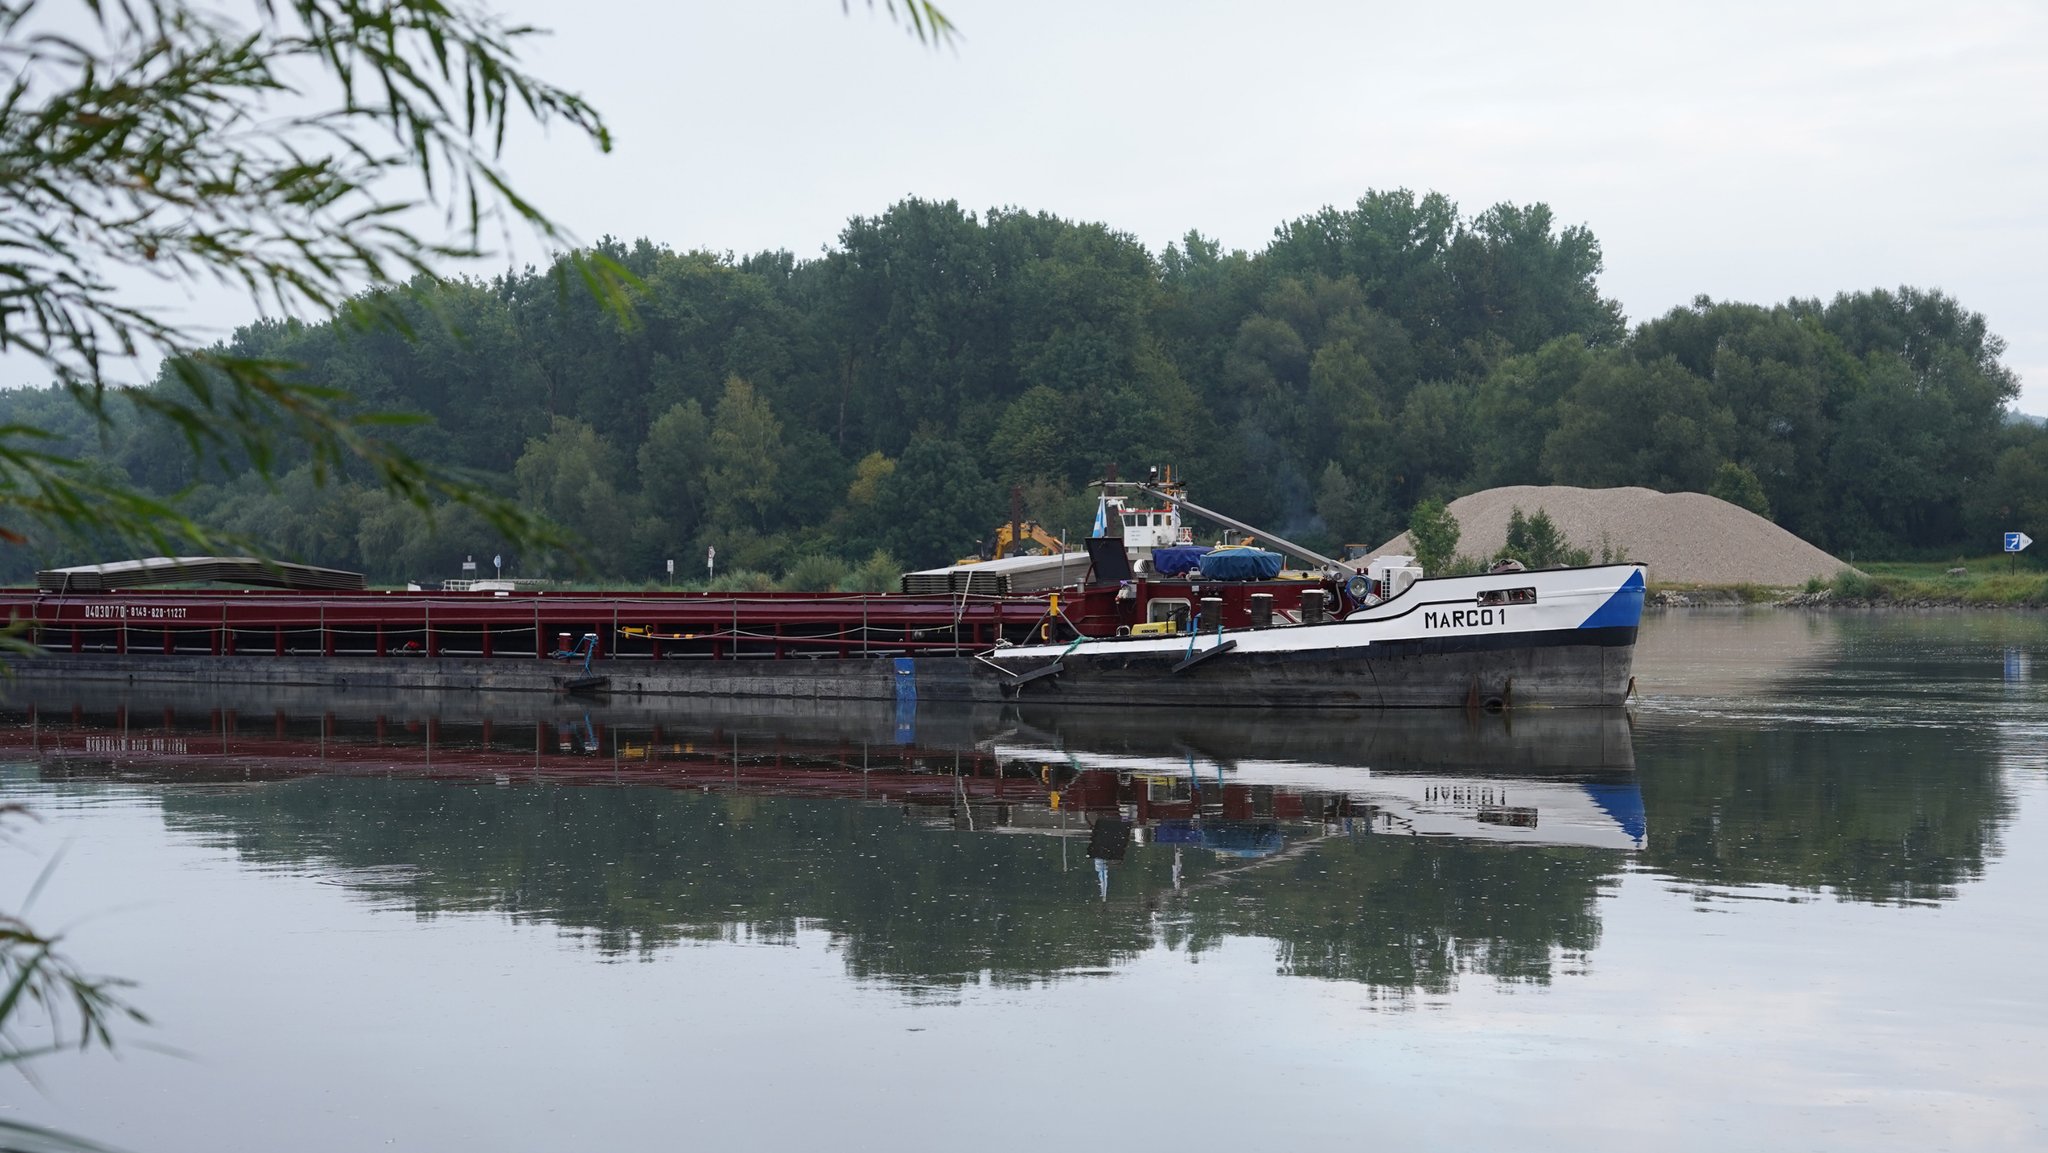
[1300,588,1325,625]
[1249,593,1273,628]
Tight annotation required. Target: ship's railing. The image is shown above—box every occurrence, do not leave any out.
[0,588,1061,662]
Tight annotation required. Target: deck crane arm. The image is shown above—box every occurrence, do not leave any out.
[1131,485,1354,574]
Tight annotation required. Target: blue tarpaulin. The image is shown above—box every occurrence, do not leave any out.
[1197,548,1283,580]
[1151,545,1212,576]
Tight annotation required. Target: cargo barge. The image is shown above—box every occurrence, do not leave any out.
[0,479,1645,709]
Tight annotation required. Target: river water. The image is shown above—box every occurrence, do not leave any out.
[1,610,2043,1151]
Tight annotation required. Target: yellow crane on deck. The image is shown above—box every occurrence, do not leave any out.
[956,486,1067,564]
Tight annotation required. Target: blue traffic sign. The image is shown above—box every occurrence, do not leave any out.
[2006,532,2033,553]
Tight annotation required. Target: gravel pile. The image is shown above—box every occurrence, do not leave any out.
[1371,485,1856,586]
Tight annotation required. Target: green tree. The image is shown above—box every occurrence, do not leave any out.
[1964,427,2048,544]
[0,0,623,561]
[1393,380,1474,506]
[876,435,998,568]
[637,400,711,538]
[1542,355,1733,493]
[843,548,906,593]
[990,385,1090,483]
[1468,335,1595,489]
[1632,298,1839,539]
[1314,460,1391,549]
[1305,338,1394,479]
[353,492,504,584]
[782,553,851,591]
[1407,497,1460,574]
[704,376,785,537]
[1450,201,1625,354]
[847,451,897,507]
[1498,506,1589,568]
[513,418,631,573]
[1823,356,1968,553]
[1709,461,1773,518]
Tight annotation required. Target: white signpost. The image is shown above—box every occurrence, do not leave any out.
[707,546,716,581]
[666,558,674,586]
[493,553,503,579]
[461,555,476,573]
[2006,532,2033,553]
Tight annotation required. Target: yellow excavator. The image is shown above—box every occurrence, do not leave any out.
[956,517,1064,564]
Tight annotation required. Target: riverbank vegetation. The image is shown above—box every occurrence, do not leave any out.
[1635,557,2048,607]
[3,192,2039,584]
[1808,558,2048,607]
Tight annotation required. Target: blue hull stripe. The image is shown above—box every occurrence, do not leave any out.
[1578,568,1646,630]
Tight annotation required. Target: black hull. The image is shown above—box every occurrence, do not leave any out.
[0,625,1636,710]
[0,681,1635,777]
[993,626,1639,709]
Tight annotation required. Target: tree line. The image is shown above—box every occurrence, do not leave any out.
[2,189,2038,584]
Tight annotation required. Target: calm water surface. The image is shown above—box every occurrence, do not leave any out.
[2,610,2044,1151]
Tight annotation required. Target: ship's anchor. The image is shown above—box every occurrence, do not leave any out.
[991,636,1087,696]
[1171,638,1236,674]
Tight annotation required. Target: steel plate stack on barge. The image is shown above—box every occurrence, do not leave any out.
[0,477,1645,709]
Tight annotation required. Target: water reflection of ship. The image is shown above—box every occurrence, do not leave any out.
[1012,732,1643,855]
[1003,705,1643,856]
[0,687,1643,857]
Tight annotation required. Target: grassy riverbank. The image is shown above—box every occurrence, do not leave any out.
[1648,554,2048,607]
[1816,557,2048,607]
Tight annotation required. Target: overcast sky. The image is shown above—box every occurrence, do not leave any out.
[19,1,2046,414]
[485,0,2048,413]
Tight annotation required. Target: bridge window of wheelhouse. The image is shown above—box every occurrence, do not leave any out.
[1477,587,1537,608]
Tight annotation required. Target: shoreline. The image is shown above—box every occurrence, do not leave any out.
[1649,585,2046,610]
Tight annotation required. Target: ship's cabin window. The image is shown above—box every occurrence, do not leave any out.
[1476,587,1537,607]
[1149,598,1191,628]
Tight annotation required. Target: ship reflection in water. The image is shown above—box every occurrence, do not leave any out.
[1,688,1645,854]
[1008,710,1644,874]
[998,706,1642,902]
[1,686,1641,995]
